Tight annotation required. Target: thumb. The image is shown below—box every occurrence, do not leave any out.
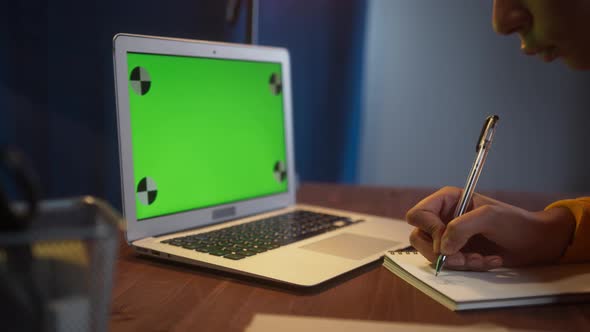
[406,209,446,253]
[440,205,498,255]
[406,187,464,253]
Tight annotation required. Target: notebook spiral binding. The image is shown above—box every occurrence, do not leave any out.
[387,247,418,255]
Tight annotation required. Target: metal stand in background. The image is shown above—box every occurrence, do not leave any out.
[226,0,259,44]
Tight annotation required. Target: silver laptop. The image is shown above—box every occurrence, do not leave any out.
[112,33,412,287]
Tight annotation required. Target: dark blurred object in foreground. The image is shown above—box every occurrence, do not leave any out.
[0,147,122,332]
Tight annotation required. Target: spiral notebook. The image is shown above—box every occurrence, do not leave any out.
[383,251,590,311]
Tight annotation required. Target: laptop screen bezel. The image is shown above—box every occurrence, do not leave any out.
[113,33,296,243]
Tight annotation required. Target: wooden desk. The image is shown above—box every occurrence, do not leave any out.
[109,183,590,332]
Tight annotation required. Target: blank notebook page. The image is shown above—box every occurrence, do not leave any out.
[385,252,590,303]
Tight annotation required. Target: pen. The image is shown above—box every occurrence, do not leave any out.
[434,115,499,276]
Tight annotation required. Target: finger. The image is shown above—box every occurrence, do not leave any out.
[406,187,463,252]
[464,253,503,271]
[409,228,437,263]
[464,253,485,270]
[440,205,500,255]
[407,186,463,223]
[444,253,503,271]
[407,210,446,253]
[445,253,466,268]
[483,255,503,269]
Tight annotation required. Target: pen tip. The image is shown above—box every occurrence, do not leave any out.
[435,271,439,277]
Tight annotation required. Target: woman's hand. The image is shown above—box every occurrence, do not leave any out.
[405,187,576,271]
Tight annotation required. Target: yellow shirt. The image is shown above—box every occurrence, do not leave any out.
[546,197,590,263]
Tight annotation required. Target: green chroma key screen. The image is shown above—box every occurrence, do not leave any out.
[127,52,288,220]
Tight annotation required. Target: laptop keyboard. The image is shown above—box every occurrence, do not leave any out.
[161,210,360,260]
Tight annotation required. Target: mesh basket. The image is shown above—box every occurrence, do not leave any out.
[0,196,121,332]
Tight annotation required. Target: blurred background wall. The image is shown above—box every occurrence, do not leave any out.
[359,0,590,193]
[1,0,589,212]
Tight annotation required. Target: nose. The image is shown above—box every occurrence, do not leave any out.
[492,0,532,35]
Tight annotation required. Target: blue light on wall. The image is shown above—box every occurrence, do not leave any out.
[258,0,367,183]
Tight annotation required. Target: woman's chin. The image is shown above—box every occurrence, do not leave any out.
[562,56,590,71]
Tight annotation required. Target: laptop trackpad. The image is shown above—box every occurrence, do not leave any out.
[300,233,400,260]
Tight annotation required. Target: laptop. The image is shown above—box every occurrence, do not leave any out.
[112,33,413,287]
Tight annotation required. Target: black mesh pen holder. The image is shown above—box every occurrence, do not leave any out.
[0,196,121,332]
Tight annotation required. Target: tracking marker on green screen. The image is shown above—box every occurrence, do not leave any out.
[130,66,151,96]
[269,73,282,95]
[274,161,287,183]
[137,177,158,206]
